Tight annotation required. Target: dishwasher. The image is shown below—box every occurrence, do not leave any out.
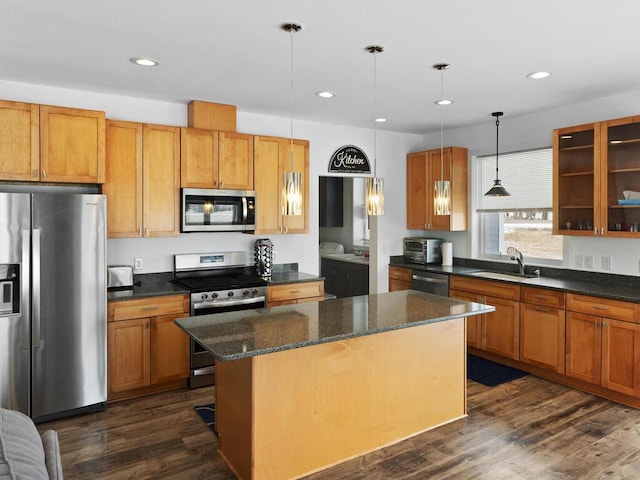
[411,270,449,297]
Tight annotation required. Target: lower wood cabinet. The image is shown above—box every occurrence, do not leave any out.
[107,294,190,400]
[449,275,520,360]
[267,281,325,307]
[388,266,412,292]
[519,287,566,373]
[566,293,640,397]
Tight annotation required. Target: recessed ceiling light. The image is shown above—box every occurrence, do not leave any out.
[610,140,623,144]
[373,117,387,123]
[315,91,335,98]
[527,71,550,80]
[435,99,454,106]
[130,57,159,67]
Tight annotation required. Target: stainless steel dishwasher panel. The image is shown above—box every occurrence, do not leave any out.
[411,271,449,297]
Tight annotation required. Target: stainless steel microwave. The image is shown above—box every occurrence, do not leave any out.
[181,188,256,233]
[403,237,444,264]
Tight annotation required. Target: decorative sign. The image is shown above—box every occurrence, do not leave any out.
[328,145,371,174]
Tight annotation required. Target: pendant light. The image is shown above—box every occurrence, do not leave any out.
[366,45,384,216]
[433,63,452,215]
[484,111,511,196]
[281,23,303,215]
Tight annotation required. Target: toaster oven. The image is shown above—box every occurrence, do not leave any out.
[403,237,444,264]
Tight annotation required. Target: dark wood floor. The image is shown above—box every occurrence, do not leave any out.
[39,376,640,479]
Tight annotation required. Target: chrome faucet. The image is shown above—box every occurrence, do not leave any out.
[507,247,525,275]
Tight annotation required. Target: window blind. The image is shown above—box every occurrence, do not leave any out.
[477,148,552,211]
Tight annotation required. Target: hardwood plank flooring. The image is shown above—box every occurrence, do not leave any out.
[38,376,640,479]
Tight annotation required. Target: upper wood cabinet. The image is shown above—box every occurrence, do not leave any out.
[554,115,640,237]
[0,100,39,181]
[0,101,105,183]
[40,105,105,183]
[104,120,180,238]
[254,135,309,234]
[406,146,468,231]
[181,129,253,190]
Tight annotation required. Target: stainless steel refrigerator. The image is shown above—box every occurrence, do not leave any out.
[0,192,107,423]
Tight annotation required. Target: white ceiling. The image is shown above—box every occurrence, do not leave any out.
[2,0,639,134]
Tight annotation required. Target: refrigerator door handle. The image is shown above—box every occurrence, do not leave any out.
[32,228,42,349]
[21,230,31,350]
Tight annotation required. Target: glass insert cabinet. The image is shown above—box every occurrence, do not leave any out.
[554,115,640,237]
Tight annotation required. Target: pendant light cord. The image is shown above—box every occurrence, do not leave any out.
[373,48,378,178]
[494,115,500,182]
[439,68,444,181]
[289,25,295,171]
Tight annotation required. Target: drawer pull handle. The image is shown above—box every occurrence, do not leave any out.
[592,306,609,311]
[532,295,548,300]
[533,307,549,313]
[289,289,302,294]
[142,306,160,311]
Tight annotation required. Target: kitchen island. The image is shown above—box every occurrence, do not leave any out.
[175,290,493,480]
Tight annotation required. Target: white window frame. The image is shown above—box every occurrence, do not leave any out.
[472,147,563,267]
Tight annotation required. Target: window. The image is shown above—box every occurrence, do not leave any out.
[476,148,562,262]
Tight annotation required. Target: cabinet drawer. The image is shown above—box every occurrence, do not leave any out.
[389,266,412,282]
[449,275,520,301]
[108,294,189,322]
[268,281,324,303]
[567,293,640,323]
[521,287,565,309]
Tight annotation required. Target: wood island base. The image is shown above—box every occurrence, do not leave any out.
[215,317,467,480]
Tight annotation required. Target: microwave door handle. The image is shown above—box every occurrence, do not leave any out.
[242,197,248,224]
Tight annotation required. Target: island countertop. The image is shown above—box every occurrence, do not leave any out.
[175,290,494,362]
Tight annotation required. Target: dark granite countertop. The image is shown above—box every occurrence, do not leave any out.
[267,271,323,285]
[107,272,188,302]
[389,256,640,303]
[175,290,494,361]
[107,268,323,302]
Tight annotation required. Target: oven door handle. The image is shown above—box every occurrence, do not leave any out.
[193,296,266,310]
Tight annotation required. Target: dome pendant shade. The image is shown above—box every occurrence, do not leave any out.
[485,179,510,197]
[485,111,511,197]
[366,176,384,216]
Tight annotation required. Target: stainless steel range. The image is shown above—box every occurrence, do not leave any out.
[173,251,267,388]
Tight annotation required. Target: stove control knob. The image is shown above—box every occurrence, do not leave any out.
[212,292,218,299]
[242,290,250,297]
[227,291,234,298]
[201,293,208,300]
[252,289,259,296]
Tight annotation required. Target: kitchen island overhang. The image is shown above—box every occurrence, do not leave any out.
[176,290,494,480]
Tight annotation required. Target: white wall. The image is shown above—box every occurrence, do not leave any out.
[0,80,423,289]
[420,86,640,277]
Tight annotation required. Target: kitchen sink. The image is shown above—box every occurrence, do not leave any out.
[470,270,537,282]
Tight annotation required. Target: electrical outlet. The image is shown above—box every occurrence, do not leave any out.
[134,257,143,270]
[602,256,612,271]
[575,254,584,268]
[584,255,594,269]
